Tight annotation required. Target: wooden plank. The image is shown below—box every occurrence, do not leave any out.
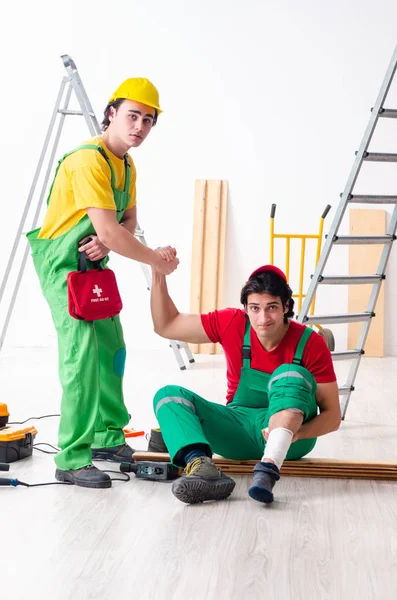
[189,180,207,353]
[189,179,228,354]
[215,180,228,354]
[348,208,386,356]
[132,452,397,480]
[199,180,221,354]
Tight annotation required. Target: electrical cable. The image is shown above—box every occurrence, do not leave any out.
[33,443,60,455]
[2,413,130,486]
[8,413,60,425]
[0,478,72,487]
[102,469,131,483]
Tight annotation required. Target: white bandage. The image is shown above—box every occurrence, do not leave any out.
[262,427,293,470]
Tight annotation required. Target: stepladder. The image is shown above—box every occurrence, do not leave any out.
[0,54,195,370]
[297,44,397,418]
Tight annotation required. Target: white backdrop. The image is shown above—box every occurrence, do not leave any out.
[1,0,397,355]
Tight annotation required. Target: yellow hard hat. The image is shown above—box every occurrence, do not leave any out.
[108,78,162,114]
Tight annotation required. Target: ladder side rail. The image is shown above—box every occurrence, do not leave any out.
[342,205,397,405]
[29,84,74,231]
[340,388,355,420]
[0,243,31,350]
[341,204,397,417]
[298,47,397,322]
[169,340,187,370]
[69,79,100,136]
[61,55,101,131]
[0,77,68,308]
[0,82,74,349]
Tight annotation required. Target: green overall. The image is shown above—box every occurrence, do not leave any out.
[153,320,318,467]
[27,144,131,470]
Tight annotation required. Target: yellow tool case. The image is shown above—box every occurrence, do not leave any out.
[0,403,9,428]
[0,425,37,463]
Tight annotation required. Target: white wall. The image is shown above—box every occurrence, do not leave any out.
[1,0,397,355]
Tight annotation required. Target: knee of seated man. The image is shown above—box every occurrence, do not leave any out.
[268,389,311,421]
[153,384,186,411]
[269,407,305,430]
[268,364,316,416]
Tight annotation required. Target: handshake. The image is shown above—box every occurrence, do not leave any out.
[152,245,179,276]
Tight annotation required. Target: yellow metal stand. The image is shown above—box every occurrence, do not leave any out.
[270,204,335,350]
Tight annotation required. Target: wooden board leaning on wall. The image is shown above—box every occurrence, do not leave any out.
[190,179,228,354]
[348,208,386,357]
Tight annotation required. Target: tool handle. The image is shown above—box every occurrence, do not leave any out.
[120,462,138,473]
[321,204,331,219]
[0,478,17,486]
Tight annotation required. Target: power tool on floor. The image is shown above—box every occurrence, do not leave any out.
[0,461,18,486]
[0,403,37,463]
[120,460,180,481]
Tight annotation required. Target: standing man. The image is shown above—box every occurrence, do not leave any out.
[150,262,340,505]
[27,78,178,489]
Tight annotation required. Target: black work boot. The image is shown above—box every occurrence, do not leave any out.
[55,464,112,489]
[172,456,235,504]
[146,428,168,453]
[248,462,280,504]
[91,443,135,464]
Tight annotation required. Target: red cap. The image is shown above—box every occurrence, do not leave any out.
[248,265,287,282]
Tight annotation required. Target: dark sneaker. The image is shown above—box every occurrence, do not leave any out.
[55,464,112,489]
[91,443,135,464]
[248,462,280,504]
[172,456,235,504]
[147,428,168,453]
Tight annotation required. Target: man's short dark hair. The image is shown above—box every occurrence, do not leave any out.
[240,271,295,323]
[101,98,158,131]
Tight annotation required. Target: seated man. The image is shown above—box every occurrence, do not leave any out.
[150,256,341,505]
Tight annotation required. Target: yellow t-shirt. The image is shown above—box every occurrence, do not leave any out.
[38,136,137,239]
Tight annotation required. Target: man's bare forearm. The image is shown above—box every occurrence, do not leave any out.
[296,410,341,440]
[151,270,179,335]
[101,224,161,267]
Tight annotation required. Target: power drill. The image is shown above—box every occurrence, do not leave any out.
[120,460,179,481]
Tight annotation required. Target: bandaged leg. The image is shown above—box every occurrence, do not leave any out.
[249,409,304,504]
[262,427,293,469]
[262,407,304,468]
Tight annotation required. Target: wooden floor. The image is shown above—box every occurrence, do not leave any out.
[0,347,396,600]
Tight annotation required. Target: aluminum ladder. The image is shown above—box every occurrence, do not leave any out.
[297,44,397,417]
[0,54,194,370]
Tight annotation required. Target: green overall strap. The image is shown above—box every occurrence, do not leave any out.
[242,318,251,368]
[123,154,131,192]
[292,326,313,366]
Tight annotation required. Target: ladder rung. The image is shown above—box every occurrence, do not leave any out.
[304,312,374,325]
[331,235,394,245]
[332,350,364,361]
[318,275,384,285]
[363,152,397,162]
[349,194,397,204]
[338,385,354,396]
[135,229,144,236]
[58,109,95,117]
[378,108,397,118]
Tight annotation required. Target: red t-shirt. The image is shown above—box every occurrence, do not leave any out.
[201,308,336,404]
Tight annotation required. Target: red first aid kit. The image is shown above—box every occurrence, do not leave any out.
[67,248,122,321]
